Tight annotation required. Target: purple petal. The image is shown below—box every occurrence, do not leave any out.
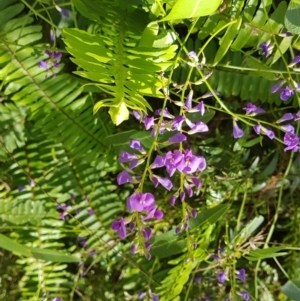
[117,170,133,185]
[281,124,295,133]
[188,121,209,134]
[155,108,174,119]
[180,191,185,202]
[129,140,145,153]
[239,292,250,301]
[142,227,152,240]
[280,87,294,101]
[152,175,173,191]
[191,209,197,218]
[271,81,284,93]
[170,195,177,206]
[294,111,300,121]
[118,151,137,163]
[217,271,227,283]
[276,113,294,123]
[253,124,261,135]
[60,8,69,17]
[198,156,206,171]
[188,51,198,62]
[185,90,193,109]
[191,177,201,188]
[154,210,164,220]
[237,269,246,282]
[150,155,165,169]
[38,60,49,70]
[171,116,185,131]
[144,116,154,130]
[169,133,187,144]
[262,127,275,140]
[289,55,300,67]
[127,192,155,212]
[53,61,60,68]
[233,121,244,139]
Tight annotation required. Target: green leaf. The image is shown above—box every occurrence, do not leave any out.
[234,216,264,244]
[189,204,229,230]
[160,0,222,21]
[245,56,277,80]
[285,0,300,34]
[31,248,80,263]
[282,279,300,301]
[0,233,31,256]
[245,246,288,261]
[108,101,130,126]
[150,229,186,258]
[213,18,242,66]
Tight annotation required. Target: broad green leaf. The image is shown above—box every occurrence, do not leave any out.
[285,0,300,34]
[213,18,242,65]
[160,0,222,21]
[259,151,279,179]
[245,246,288,261]
[0,233,31,256]
[31,248,80,263]
[241,137,261,148]
[189,204,229,230]
[151,229,186,258]
[282,280,300,301]
[234,216,264,244]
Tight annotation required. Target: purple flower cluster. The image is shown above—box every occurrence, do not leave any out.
[39,50,62,77]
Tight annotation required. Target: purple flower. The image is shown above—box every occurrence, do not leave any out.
[133,110,145,121]
[165,150,183,176]
[194,277,202,283]
[289,55,300,67]
[259,42,273,58]
[77,236,87,248]
[187,121,209,135]
[151,175,173,191]
[18,185,25,192]
[188,51,199,63]
[237,269,246,282]
[169,133,187,144]
[52,298,62,301]
[138,292,146,299]
[142,227,152,240]
[280,86,294,101]
[127,192,155,212]
[50,30,55,41]
[180,191,185,201]
[143,205,164,220]
[191,177,201,188]
[60,8,69,17]
[242,103,265,115]
[171,116,185,131]
[185,90,193,109]
[184,183,193,197]
[276,113,294,123]
[239,292,250,301]
[281,124,295,133]
[177,150,202,174]
[87,209,94,216]
[111,217,127,238]
[131,245,137,254]
[253,124,261,135]
[191,209,197,218]
[217,271,227,283]
[143,116,154,130]
[271,81,284,93]
[53,61,60,68]
[155,108,174,119]
[129,140,145,153]
[169,195,177,206]
[283,132,300,152]
[118,151,137,163]
[117,170,134,185]
[150,155,165,169]
[152,294,159,301]
[233,121,244,138]
[198,156,206,171]
[294,111,300,121]
[38,60,49,70]
[261,127,275,140]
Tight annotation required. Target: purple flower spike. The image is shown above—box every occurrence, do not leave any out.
[170,195,177,206]
[233,121,244,139]
[130,140,145,153]
[38,60,49,70]
[276,113,294,123]
[142,227,152,240]
[150,155,165,169]
[151,175,173,191]
[217,271,227,283]
[127,192,155,212]
[237,269,246,282]
[280,86,294,101]
[118,151,137,163]
[111,217,127,238]
[117,170,134,185]
[271,81,284,93]
[188,121,209,135]
[169,133,187,144]
[185,90,193,109]
[289,55,300,67]
[239,292,250,301]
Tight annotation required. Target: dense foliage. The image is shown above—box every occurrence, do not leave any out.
[1,0,300,300]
